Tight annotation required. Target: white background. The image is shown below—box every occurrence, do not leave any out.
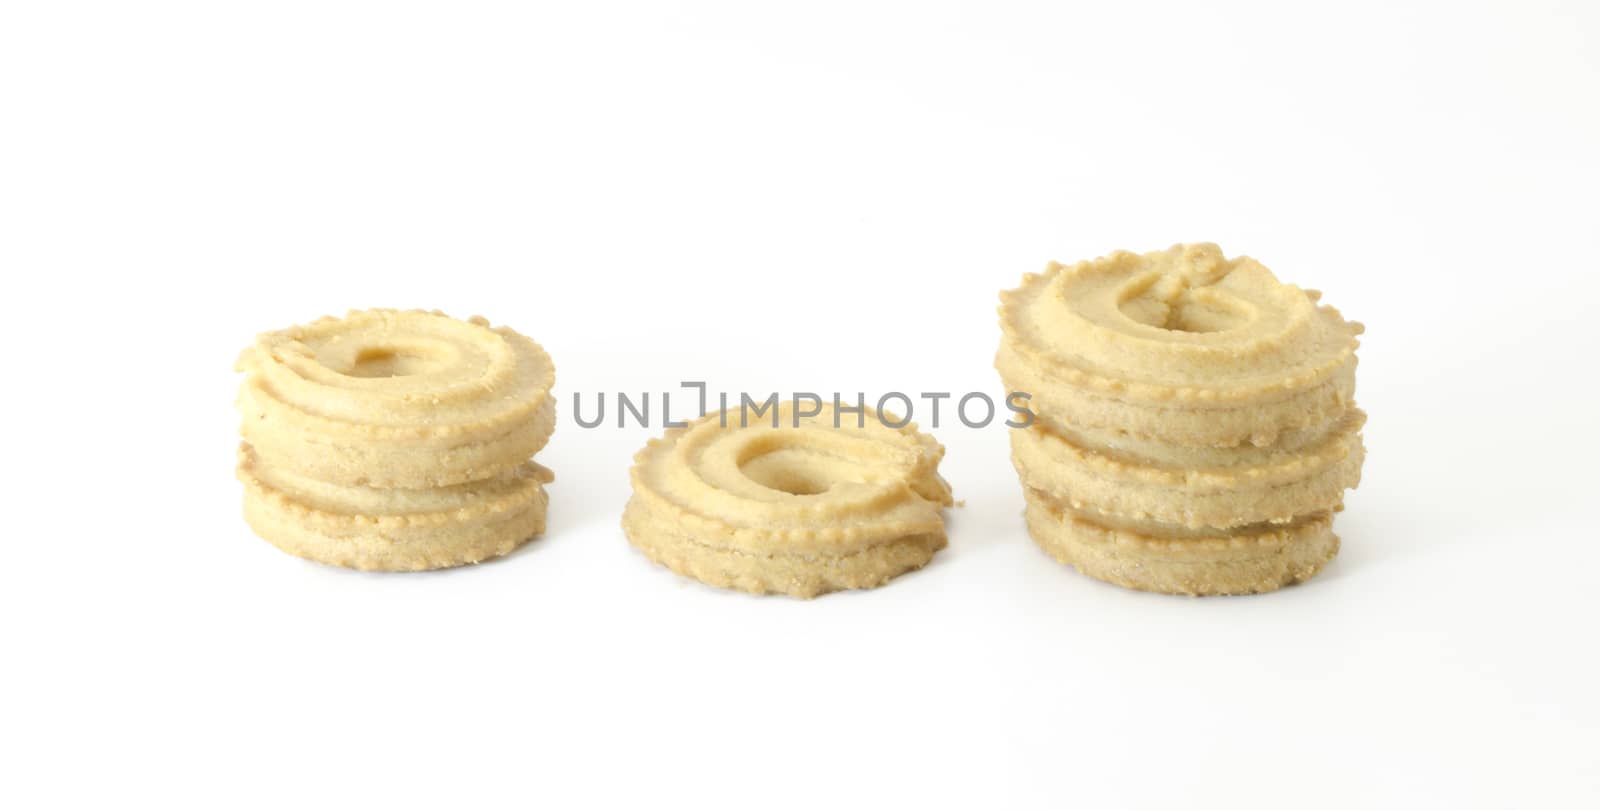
[3,1,1597,807]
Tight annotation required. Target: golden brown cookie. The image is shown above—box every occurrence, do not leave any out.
[623,401,953,598]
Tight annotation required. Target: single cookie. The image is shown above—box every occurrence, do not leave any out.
[236,309,556,488]
[1022,489,1340,596]
[238,443,553,571]
[624,401,953,598]
[1008,409,1365,529]
[997,243,1362,448]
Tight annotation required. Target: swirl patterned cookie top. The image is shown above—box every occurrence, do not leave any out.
[236,309,557,488]
[997,243,1363,446]
[237,308,555,435]
[1000,243,1362,400]
[625,401,953,597]
[631,402,950,553]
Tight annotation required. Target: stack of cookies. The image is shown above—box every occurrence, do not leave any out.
[996,244,1365,595]
[234,309,557,571]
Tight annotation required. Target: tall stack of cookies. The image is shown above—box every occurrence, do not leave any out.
[996,244,1365,595]
[234,309,557,571]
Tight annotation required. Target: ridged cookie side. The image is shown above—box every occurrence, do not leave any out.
[1022,491,1338,596]
[237,445,551,571]
[240,393,556,488]
[1008,413,1364,529]
[622,497,945,598]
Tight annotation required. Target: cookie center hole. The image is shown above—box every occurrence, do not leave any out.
[346,344,449,378]
[739,448,865,496]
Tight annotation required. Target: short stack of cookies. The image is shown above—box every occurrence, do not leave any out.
[997,244,1365,595]
[235,309,557,571]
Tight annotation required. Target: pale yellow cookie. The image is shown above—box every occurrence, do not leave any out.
[236,309,556,488]
[238,444,553,571]
[1008,409,1365,529]
[234,309,557,571]
[624,401,953,598]
[997,243,1362,448]
[1022,489,1340,596]
[623,500,947,598]
[997,243,1365,595]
